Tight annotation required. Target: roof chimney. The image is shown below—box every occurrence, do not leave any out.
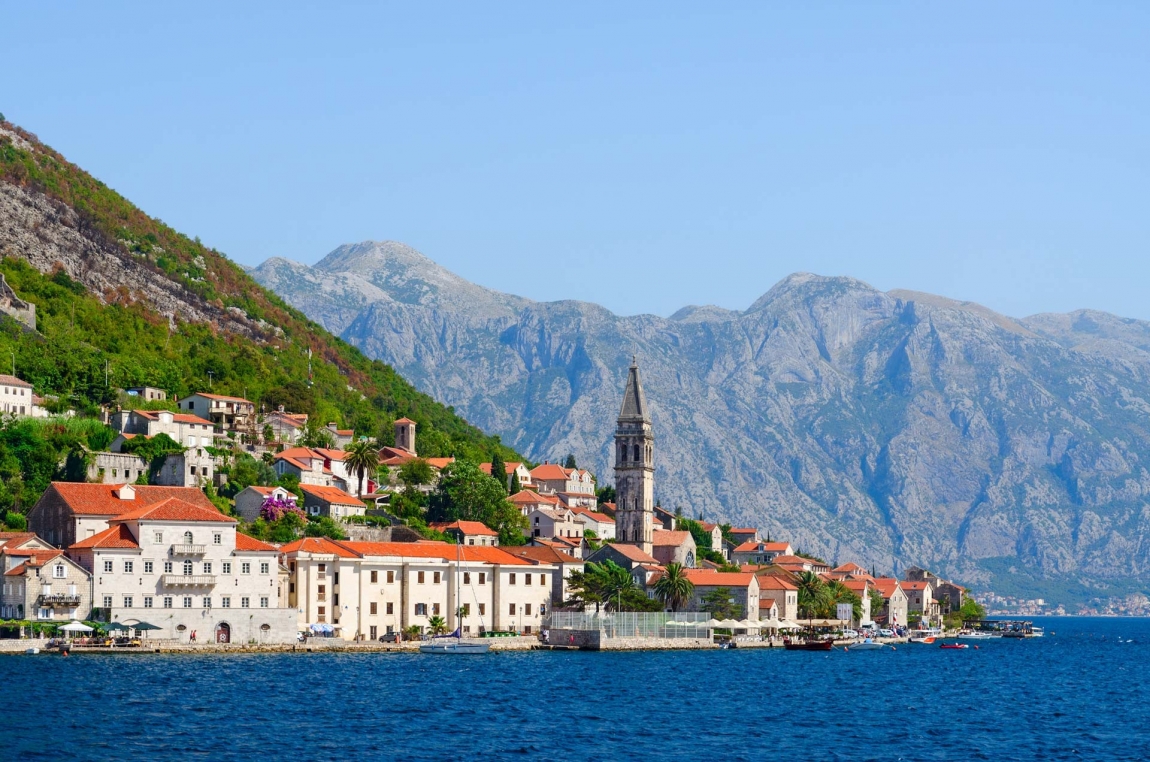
[114,484,135,501]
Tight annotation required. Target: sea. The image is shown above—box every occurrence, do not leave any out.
[2,616,1148,761]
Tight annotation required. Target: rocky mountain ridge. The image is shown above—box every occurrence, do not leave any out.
[254,241,1150,600]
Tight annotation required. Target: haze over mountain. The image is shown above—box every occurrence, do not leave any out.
[252,242,1150,602]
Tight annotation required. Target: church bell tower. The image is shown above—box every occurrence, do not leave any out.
[614,357,654,556]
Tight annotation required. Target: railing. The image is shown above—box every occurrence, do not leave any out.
[170,544,206,555]
[161,574,216,587]
[37,594,81,607]
[543,611,715,639]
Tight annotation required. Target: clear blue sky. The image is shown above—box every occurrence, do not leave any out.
[4,3,1149,319]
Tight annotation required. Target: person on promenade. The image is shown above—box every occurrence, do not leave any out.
[190,630,197,643]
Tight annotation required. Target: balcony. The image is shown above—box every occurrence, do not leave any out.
[171,544,206,555]
[162,574,216,587]
[38,593,81,608]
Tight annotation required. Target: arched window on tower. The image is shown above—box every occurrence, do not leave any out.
[633,444,640,462]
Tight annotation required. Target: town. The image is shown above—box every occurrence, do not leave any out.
[0,362,983,650]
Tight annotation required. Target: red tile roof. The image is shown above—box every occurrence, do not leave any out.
[529,464,570,481]
[40,483,218,516]
[279,537,361,557]
[599,544,659,564]
[113,498,237,524]
[571,507,615,524]
[509,489,559,505]
[342,542,533,565]
[734,540,793,553]
[70,524,140,550]
[234,533,278,552]
[652,530,692,547]
[682,569,755,586]
[900,580,931,591]
[394,417,416,424]
[508,546,581,565]
[0,374,32,388]
[430,520,498,537]
[192,392,252,403]
[131,409,214,426]
[873,578,902,597]
[300,484,365,507]
[479,461,523,476]
[756,575,799,591]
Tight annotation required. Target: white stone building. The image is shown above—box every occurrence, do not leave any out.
[0,374,33,417]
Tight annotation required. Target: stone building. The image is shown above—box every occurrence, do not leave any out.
[1,547,92,622]
[0,273,35,330]
[0,374,33,417]
[613,359,655,556]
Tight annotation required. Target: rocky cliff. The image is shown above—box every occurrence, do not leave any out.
[254,241,1150,599]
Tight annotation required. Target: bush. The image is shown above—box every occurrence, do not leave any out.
[4,511,26,530]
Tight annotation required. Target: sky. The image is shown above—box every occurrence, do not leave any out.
[3,3,1149,319]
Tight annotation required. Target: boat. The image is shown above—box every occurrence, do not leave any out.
[419,641,491,655]
[847,639,887,651]
[940,643,969,649]
[783,639,834,651]
[958,631,995,640]
[1029,626,1045,638]
[419,541,491,655]
[24,647,39,655]
[908,635,936,644]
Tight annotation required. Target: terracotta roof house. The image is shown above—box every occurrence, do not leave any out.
[678,569,760,621]
[570,507,616,541]
[430,520,500,547]
[479,461,533,491]
[756,573,800,621]
[28,482,218,549]
[585,542,659,570]
[300,484,367,520]
[0,546,91,621]
[651,529,697,568]
[730,540,794,565]
[507,545,584,604]
[234,485,299,523]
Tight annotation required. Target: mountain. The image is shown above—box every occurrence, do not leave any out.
[0,121,521,487]
[253,241,1150,602]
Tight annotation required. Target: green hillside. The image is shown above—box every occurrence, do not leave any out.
[0,120,521,508]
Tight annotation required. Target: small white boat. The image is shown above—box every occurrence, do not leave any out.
[24,647,40,655]
[908,635,936,644]
[958,632,995,640]
[847,639,887,651]
[419,641,491,655]
[1029,627,1045,638]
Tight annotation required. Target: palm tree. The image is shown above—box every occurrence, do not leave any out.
[825,579,862,623]
[564,560,636,612]
[343,438,380,496]
[653,562,695,612]
[796,571,832,626]
[427,615,448,635]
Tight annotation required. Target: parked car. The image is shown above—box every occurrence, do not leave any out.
[879,628,895,637]
[379,632,402,643]
[841,629,859,639]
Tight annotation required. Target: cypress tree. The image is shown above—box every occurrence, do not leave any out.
[490,451,507,494]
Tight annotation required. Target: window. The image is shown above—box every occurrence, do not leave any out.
[463,572,471,584]
[318,584,326,601]
[386,602,393,615]
[525,573,532,586]
[213,533,222,545]
[289,582,296,594]
[144,561,154,574]
[163,597,173,609]
[183,597,192,608]
[143,597,153,608]
[154,531,163,544]
[370,602,378,615]
[183,531,193,545]
[103,595,113,608]
[241,597,250,608]
[417,571,425,584]
[241,562,251,574]
[369,626,377,640]
[540,574,547,586]
[525,603,532,615]
[260,562,269,574]
[183,560,193,576]
[203,597,212,609]
[334,572,339,584]
[432,603,440,616]
[461,603,470,616]
[386,571,394,583]
[260,597,269,608]
[479,603,485,616]
[433,572,441,584]
[414,603,427,616]
[222,597,231,608]
[509,573,516,585]
[203,562,212,574]
[370,571,378,583]
[222,562,232,574]
[318,563,327,574]
[333,594,339,606]
[164,561,173,574]
[317,606,326,622]
[103,560,113,573]
[479,573,486,585]
[509,603,516,615]
[468,539,474,545]
[53,565,66,579]
[124,596,133,608]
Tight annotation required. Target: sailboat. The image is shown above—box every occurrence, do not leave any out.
[420,542,491,655]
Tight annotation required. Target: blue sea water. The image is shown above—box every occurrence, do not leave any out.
[2,617,1148,761]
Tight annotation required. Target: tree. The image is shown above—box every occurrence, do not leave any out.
[489,450,507,494]
[796,571,832,623]
[343,438,379,496]
[869,588,885,625]
[825,579,862,622]
[398,458,434,488]
[564,454,577,469]
[596,485,616,505]
[959,596,986,622]
[427,615,448,635]
[427,460,526,545]
[564,560,638,612]
[700,587,743,620]
[299,419,335,449]
[304,516,346,540]
[261,424,274,444]
[509,470,522,495]
[653,563,695,612]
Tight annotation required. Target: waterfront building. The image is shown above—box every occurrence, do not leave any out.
[281,538,556,640]
[28,482,219,550]
[680,569,760,620]
[756,574,800,621]
[613,359,655,556]
[506,545,584,605]
[873,578,910,627]
[66,496,294,643]
[901,580,941,625]
[1,536,91,621]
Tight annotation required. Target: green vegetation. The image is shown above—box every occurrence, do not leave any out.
[426,460,527,546]
[653,563,694,612]
[563,560,661,612]
[0,417,115,512]
[699,587,744,620]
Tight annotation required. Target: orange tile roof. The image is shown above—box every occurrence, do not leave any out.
[394,417,416,424]
[756,575,799,591]
[192,392,252,403]
[0,374,32,388]
[842,579,871,593]
[113,498,237,524]
[426,458,455,469]
[70,524,140,550]
[599,544,659,564]
[131,409,214,426]
[873,578,902,597]
[509,489,559,505]
[0,532,37,547]
[1,549,61,573]
[508,546,581,565]
[529,463,570,481]
[652,530,692,547]
[234,533,278,552]
[299,484,365,507]
[429,520,498,537]
[342,542,534,565]
[681,569,755,586]
[41,483,218,516]
[479,461,523,476]
[734,540,792,553]
[279,537,361,557]
[570,507,615,523]
[900,580,931,591]
[834,562,868,573]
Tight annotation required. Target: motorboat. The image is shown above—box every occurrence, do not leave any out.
[958,631,995,640]
[783,639,833,651]
[939,643,969,649]
[847,639,887,651]
[1029,626,1045,638]
[24,647,39,655]
[419,641,491,654]
[908,635,936,644]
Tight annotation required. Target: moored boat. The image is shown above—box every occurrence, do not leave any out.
[939,643,969,650]
[783,639,834,651]
[419,641,491,654]
[908,635,936,644]
[958,631,995,640]
[847,639,887,651]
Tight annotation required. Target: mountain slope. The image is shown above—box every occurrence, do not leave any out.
[0,121,521,466]
[255,242,1150,601]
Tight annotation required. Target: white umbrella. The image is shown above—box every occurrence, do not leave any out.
[777,620,803,630]
[60,621,93,633]
[719,619,742,628]
[705,618,723,627]
[738,619,760,629]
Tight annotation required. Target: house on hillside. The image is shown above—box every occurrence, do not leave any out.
[529,464,596,508]
[430,520,499,547]
[110,409,217,450]
[300,484,366,520]
[234,485,298,523]
[584,543,659,571]
[0,374,33,417]
[177,392,255,435]
[570,507,616,541]
[324,422,354,448]
[728,528,759,545]
[525,506,584,544]
[651,530,696,568]
[125,386,167,402]
[509,490,561,518]
[264,407,308,444]
[731,540,794,566]
[480,461,533,492]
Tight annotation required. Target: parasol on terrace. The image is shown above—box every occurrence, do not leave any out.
[60,621,93,633]
[705,619,723,628]
[103,622,131,632]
